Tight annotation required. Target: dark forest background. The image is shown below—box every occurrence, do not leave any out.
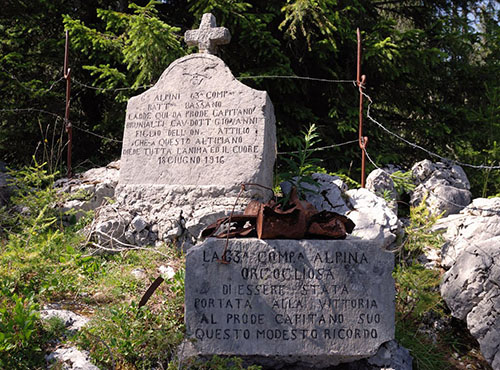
[1,0,499,196]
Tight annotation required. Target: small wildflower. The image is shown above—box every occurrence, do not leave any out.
[158,265,175,280]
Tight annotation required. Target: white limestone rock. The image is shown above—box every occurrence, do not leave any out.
[281,175,402,249]
[435,197,500,268]
[366,169,398,213]
[346,188,403,249]
[410,160,471,216]
[46,347,99,370]
[441,237,500,369]
[366,340,413,370]
[40,308,89,332]
[56,161,120,221]
[438,197,500,369]
[280,173,350,214]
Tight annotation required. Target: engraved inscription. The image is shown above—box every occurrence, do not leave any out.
[185,239,395,357]
[119,53,275,188]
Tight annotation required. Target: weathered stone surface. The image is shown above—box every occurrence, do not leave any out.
[46,347,99,370]
[109,42,276,245]
[441,237,500,369]
[365,340,412,369]
[365,169,397,213]
[435,197,500,268]
[281,174,350,215]
[438,197,500,369]
[119,52,276,194]
[281,175,401,249]
[184,238,395,367]
[185,13,231,55]
[40,308,89,332]
[56,161,119,221]
[345,189,402,249]
[410,160,471,216]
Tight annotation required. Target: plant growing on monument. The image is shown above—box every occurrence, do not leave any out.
[279,123,324,202]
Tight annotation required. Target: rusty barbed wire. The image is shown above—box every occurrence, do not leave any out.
[2,76,500,171]
[0,66,65,94]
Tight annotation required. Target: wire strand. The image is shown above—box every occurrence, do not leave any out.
[2,74,500,172]
[72,79,153,92]
[277,139,358,155]
[363,147,500,215]
[0,66,65,93]
[0,108,63,120]
[71,124,123,143]
[237,75,356,84]
[362,91,500,170]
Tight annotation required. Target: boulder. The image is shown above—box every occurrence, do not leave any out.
[435,197,500,269]
[280,173,350,214]
[441,238,500,369]
[46,347,99,370]
[410,160,471,216]
[438,197,500,369]
[365,169,398,213]
[345,188,402,249]
[281,174,402,249]
[56,160,120,221]
[40,307,89,333]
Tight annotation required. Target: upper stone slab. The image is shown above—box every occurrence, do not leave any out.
[119,53,276,192]
[185,13,231,55]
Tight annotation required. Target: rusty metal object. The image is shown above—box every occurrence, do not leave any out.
[138,276,164,308]
[202,186,355,243]
[308,211,355,239]
[257,187,315,239]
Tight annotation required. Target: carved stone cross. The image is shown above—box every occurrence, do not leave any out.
[185,13,231,55]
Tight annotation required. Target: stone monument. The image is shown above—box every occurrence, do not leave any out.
[180,14,397,369]
[114,13,276,242]
[184,239,395,367]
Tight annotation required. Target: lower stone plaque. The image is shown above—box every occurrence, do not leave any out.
[184,238,395,367]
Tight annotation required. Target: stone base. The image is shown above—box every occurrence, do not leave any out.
[179,339,412,369]
[90,184,272,248]
[184,238,395,367]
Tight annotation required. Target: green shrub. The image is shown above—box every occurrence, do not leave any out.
[0,294,45,369]
[77,299,184,369]
[398,196,443,263]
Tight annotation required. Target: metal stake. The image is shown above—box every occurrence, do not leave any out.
[357,28,368,188]
[64,30,72,178]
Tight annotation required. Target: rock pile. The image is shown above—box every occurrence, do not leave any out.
[437,197,500,369]
[282,173,402,249]
[56,161,119,222]
[365,169,398,213]
[410,160,471,216]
